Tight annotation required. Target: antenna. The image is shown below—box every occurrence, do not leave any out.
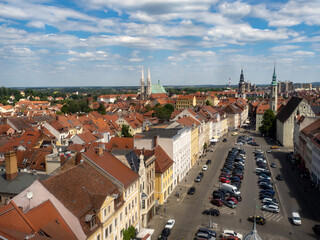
[229,77,231,89]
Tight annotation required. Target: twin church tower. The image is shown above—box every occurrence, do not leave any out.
[139,66,152,100]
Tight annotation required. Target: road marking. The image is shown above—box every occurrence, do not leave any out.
[263,211,284,222]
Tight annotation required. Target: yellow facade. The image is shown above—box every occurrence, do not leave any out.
[221,118,229,136]
[191,125,199,166]
[87,180,140,240]
[155,165,173,205]
[175,96,196,110]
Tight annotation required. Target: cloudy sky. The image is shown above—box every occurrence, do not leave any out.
[0,0,319,87]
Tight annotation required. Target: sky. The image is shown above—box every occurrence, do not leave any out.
[0,0,319,87]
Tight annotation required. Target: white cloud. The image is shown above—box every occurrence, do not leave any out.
[292,50,315,56]
[218,1,251,18]
[26,21,45,29]
[129,58,143,62]
[270,45,300,52]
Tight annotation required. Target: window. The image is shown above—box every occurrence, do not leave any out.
[125,207,127,215]
[114,218,117,227]
[97,234,100,240]
[115,236,117,240]
[104,209,107,217]
[108,205,111,213]
[135,212,137,222]
[135,197,137,205]
[132,199,134,208]
[142,200,145,209]
[129,219,131,226]
[132,216,134,224]
[105,228,108,238]
[129,203,131,210]
[109,224,112,234]
[120,212,122,221]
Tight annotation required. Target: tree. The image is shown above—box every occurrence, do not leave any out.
[97,103,106,115]
[259,109,276,137]
[121,125,133,138]
[122,226,136,240]
[205,100,212,106]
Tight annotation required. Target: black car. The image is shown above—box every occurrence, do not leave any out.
[199,172,204,178]
[313,224,320,235]
[206,159,212,165]
[202,208,220,216]
[276,174,283,181]
[248,216,266,225]
[187,186,196,195]
[223,138,227,142]
[158,228,170,240]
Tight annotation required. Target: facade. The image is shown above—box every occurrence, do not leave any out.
[175,95,196,110]
[312,134,320,189]
[278,81,293,93]
[134,128,191,188]
[139,67,166,100]
[276,97,315,147]
[154,145,174,205]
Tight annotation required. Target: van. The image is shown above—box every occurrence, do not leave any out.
[221,183,241,196]
[292,212,301,225]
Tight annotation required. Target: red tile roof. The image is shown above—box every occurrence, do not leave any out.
[105,137,134,150]
[154,145,174,173]
[83,148,139,188]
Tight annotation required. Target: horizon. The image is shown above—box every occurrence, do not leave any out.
[0,0,320,87]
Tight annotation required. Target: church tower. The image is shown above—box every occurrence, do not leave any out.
[140,66,145,100]
[146,67,152,98]
[238,68,246,98]
[270,63,278,113]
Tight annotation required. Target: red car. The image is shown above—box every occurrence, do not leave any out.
[210,198,224,207]
[220,173,231,178]
[226,197,238,204]
[220,177,230,183]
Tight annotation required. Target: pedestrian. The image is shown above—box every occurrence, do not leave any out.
[164,207,166,213]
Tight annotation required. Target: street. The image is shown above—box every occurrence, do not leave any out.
[148,130,320,240]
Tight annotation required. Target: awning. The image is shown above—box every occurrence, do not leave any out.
[213,136,219,139]
[210,138,219,143]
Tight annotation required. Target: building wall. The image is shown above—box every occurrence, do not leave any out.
[191,126,199,166]
[312,142,320,189]
[155,165,173,205]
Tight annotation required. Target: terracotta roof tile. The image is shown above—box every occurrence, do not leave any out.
[105,137,134,150]
[154,145,174,173]
[83,148,139,188]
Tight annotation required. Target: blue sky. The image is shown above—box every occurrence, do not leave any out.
[0,0,319,87]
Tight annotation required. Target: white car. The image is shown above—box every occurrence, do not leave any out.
[267,150,272,153]
[202,165,208,171]
[292,212,301,225]
[259,176,271,180]
[221,230,243,240]
[263,199,279,206]
[261,205,280,213]
[165,219,175,229]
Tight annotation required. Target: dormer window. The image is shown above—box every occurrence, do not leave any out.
[85,214,97,230]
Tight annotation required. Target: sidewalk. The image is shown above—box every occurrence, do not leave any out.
[147,148,215,239]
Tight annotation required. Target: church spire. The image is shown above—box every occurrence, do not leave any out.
[140,66,145,95]
[272,61,277,86]
[146,67,152,97]
[240,68,244,82]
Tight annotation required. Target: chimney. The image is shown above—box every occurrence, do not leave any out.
[75,152,82,165]
[153,135,158,148]
[96,147,103,156]
[5,150,18,180]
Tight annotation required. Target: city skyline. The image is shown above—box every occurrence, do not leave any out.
[0,0,319,87]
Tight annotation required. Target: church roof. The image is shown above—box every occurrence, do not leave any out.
[276,97,303,123]
[151,80,167,94]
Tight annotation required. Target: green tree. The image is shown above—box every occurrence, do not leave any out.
[259,109,276,137]
[205,100,212,106]
[97,103,106,115]
[164,103,174,112]
[122,226,136,240]
[121,125,133,138]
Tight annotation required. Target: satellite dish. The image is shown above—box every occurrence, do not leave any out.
[26,191,33,199]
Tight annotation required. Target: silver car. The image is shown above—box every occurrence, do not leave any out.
[261,204,280,213]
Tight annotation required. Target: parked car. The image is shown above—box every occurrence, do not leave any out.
[292,212,301,225]
[225,200,237,209]
[206,159,212,165]
[220,177,230,183]
[276,174,283,181]
[313,224,320,235]
[158,228,170,240]
[194,232,215,240]
[262,199,278,206]
[223,138,227,142]
[226,197,238,204]
[165,219,175,229]
[248,215,266,225]
[195,176,201,182]
[221,230,243,240]
[196,228,216,237]
[261,205,279,213]
[199,172,204,178]
[202,208,220,216]
[270,145,278,149]
[271,163,277,168]
[202,165,208,171]
[210,198,224,207]
[187,186,196,195]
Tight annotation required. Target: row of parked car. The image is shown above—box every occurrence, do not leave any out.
[254,149,280,214]
[237,135,259,147]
